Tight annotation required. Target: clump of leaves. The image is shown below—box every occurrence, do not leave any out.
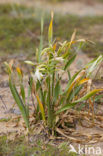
[5,13,103,132]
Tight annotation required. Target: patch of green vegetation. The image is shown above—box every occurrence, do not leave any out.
[0,135,33,156]
[0,15,40,55]
[0,4,34,16]
[0,135,77,156]
[0,117,11,122]
[0,4,12,15]
[0,4,42,56]
[0,4,103,57]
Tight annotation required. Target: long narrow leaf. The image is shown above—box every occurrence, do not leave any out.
[57,89,103,114]
[64,54,76,70]
[54,80,60,102]
[67,85,83,102]
[48,12,53,45]
[38,17,44,63]
[56,103,76,114]
[36,95,45,121]
[86,55,103,76]
[74,89,103,103]
[61,70,81,95]
[9,77,29,128]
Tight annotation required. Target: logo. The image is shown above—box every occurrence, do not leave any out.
[69,144,102,155]
[69,144,77,153]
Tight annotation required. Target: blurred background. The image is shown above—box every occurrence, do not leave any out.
[0,0,103,59]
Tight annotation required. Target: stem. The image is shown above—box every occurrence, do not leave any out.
[51,71,55,125]
[47,76,53,128]
[38,80,45,108]
[52,72,55,96]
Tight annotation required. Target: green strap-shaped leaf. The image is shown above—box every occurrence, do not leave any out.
[20,84,25,104]
[56,103,76,114]
[86,55,103,76]
[57,89,103,114]
[64,54,76,70]
[61,70,81,95]
[74,89,103,103]
[67,85,83,102]
[38,17,44,63]
[9,78,29,128]
[54,80,60,102]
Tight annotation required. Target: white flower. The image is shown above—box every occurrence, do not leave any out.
[55,57,64,62]
[34,68,43,81]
